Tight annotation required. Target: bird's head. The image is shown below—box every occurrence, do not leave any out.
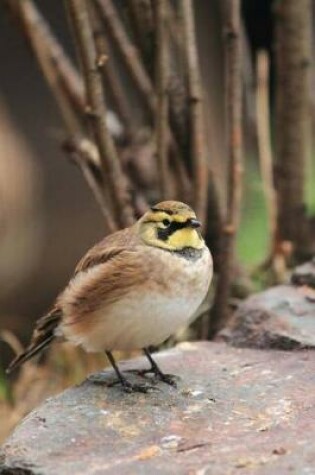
[138,201,205,251]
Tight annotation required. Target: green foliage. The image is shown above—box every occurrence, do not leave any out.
[237,151,315,267]
[236,162,269,266]
[0,366,11,403]
[305,154,315,214]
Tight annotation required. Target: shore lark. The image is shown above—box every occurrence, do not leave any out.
[7,201,213,392]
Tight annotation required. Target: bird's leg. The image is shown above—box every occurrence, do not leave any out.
[142,348,177,387]
[105,351,157,393]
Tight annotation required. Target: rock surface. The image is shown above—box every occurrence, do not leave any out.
[291,258,315,288]
[220,284,315,349]
[1,342,315,475]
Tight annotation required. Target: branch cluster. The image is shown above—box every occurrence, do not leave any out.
[7,0,220,237]
[6,0,251,338]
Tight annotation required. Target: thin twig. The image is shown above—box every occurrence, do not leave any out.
[154,0,171,199]
[127,0,192,192]
[126,0,155,76]
[209,0,243,337]
[166,2,191,175]
[95,0,191,198]
[166,1,185,54]
[6,0,117,233]
[66,0,134,227]
[89,3,134,136]
[256,50,277,249]
[6,0,84,128]
[181,0,208,224]
[95,0,156,113]
[64,138,117,232]
[0,330,24,357]
[6,0,84,113]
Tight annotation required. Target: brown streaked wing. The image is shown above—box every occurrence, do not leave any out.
[63,247,150,319]
[74,226,140,275]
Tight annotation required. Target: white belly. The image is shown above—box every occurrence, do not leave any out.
[76,291,204,351]
[61,247,212,351]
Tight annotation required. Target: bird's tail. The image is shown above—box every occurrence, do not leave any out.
[6,307,62,374]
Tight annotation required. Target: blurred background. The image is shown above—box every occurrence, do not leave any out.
[0,0,314,441]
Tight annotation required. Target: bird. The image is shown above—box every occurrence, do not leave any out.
[7,201,213,392]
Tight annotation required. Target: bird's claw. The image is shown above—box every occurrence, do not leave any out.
[157,373,178,387]
[127,368,178,388]
[108,377,160,393]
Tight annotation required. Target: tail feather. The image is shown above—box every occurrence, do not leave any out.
[6,307,62,374]
[6,335,55,374]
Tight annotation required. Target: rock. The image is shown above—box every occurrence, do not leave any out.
[291,258,315,288]
[1,342,315,474]
[219,284,315,349]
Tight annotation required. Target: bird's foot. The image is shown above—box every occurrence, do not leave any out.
[128,368,178,387]
[123,380,159,393]
[156,372,178,387]
[108,377,159,393]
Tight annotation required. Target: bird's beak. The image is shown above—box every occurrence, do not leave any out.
[189,218,201,229]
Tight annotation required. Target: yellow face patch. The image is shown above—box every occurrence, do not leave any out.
[166,228,203,250]
[138,201,205,251]
[139,214,204,251]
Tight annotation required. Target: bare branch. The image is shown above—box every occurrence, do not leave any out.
[95,0,156,113]
[126,0,155,76]
[64,138,117,232]
[256,50,277,249]
[5,0,119,233]
[66,0,134,227]
[181,0,208,224]
[154,0,171,199]
[89,3,134,136]
[95,0,191,198]
[127,0,190,165]
[209,0,243,337]
[5,0,83,117]
[166,2,190,174]
[274,0,312,256]
[6,0,84,132]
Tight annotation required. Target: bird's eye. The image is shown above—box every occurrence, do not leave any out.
[162,219,171,227]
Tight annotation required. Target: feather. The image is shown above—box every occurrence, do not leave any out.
[6,307,62,373]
